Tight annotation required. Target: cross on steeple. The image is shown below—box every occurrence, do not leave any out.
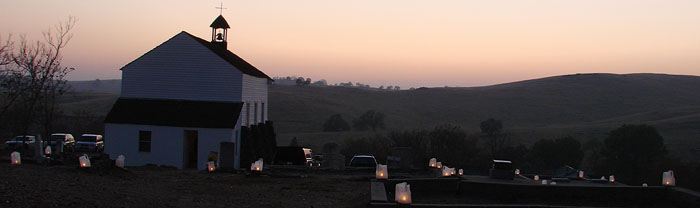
[216,2,227,15]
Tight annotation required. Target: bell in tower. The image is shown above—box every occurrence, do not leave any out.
[210,15,230,49]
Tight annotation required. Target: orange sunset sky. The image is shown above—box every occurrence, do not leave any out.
[2,0,699,88]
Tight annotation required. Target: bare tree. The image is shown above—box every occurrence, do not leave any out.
[0,35,13,66]
[480,118,509,158]
[0,16,77,137]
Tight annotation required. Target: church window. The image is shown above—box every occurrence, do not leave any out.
[246,102,250,126]
[139,131,152,152]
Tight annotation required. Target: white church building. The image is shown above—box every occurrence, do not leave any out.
[104,15,271,170]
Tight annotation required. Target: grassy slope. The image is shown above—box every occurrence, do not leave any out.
[64,73,700,160]
[268,73,700,160]
[67,79,121,94]
[271,73,700,131]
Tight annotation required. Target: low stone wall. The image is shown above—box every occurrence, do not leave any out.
[459,180,667,202]
[374,177,700,207]
[383,177,461,196]
[668,187,700,207]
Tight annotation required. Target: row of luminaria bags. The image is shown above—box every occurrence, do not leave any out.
[10,151,126,169]
[373,157,678,205]
[9,152,678,204]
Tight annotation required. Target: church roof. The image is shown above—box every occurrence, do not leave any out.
[182,32,272,80]
[104,98,242,129]
[120,31,272,80]
[210,15,230,29]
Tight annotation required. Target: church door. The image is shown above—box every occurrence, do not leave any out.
[183,130,198,169]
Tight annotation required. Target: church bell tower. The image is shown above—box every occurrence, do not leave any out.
[210,15,230,49]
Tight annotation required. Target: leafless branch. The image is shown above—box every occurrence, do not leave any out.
[0,16,77,136]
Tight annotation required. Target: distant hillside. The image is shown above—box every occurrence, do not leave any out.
[64,73,700,160]
[266,73,700,160]
[270,73,700,131]
[68,79,121,94]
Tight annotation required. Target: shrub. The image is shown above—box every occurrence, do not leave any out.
[323,114,351,132]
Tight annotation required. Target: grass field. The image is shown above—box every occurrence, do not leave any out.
[62,73,700,161]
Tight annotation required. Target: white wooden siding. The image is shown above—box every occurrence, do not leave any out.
[105,123,236,170]
[121,32,243,102]
[241,74,269,126]
[109,31,268,169]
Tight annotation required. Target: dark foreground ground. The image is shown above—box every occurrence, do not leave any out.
[0,162,369,208]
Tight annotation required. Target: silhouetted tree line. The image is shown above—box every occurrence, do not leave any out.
[295,77,311,86]
[341,124,479,169]
[338,120,700,191]
[322,110,386,132]
[528,137,584,171]
[272,76,403,90]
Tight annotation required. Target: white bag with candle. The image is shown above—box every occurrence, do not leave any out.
[376,164,388,179]
[207,161,216,172]
[428,158,437,168]
[662,170,675,186]
[442,166,451,177]
[258,159,263,171]
[395,182,412,204]
[44,146,52,155]
[79,154,91,168]
[458,169,464,176]
[251,158,264,172]
[115,155,125,168]
[436,162,442,169]
[10,152,21,165]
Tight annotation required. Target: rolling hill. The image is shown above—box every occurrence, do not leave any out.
[65,73,700,160]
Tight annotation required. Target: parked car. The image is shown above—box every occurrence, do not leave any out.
[349,155,377,167]
[489,159,514,180]
[4,135,36,150]
[75,134,104,152]
[311,154,323,167]
[47,133,76,149]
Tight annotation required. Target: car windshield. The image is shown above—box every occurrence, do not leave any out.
[350,157,376,167]
[79,136,96,142]
[50,135,65,141]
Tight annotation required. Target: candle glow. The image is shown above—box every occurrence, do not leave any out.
[395,182,412,205]
[207,161,216,172]
[376,164,388,179]
[79,154,91,168]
